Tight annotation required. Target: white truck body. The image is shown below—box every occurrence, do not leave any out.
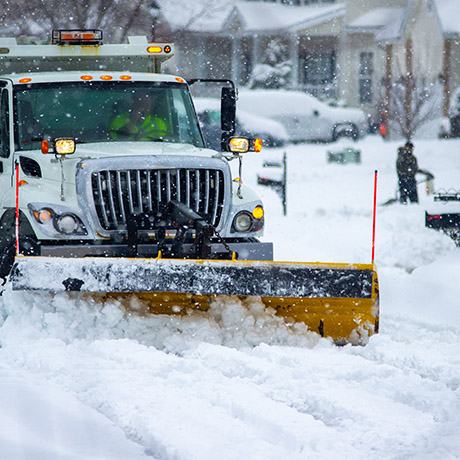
[0,33,272,273]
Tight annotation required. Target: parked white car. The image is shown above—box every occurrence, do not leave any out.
[194,97,289,150]
[237,89,369,143]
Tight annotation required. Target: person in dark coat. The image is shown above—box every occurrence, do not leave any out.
[396,142,420,204]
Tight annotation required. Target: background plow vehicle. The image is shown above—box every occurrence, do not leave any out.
[1,30,379,344]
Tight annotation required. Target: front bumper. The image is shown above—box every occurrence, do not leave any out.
[38,240,274,261]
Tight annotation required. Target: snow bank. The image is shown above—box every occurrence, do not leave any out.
[1,134,460,459]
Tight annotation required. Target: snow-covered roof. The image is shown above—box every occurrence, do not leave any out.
[346,7,406,42]
[375,8,406,41]
[157,0,344,35]
[347,1,460,41]
[157,0,459,41]
[434,0,460,37]
[156,0,232,33]
[228,2,345,33]
[347,8,404,32]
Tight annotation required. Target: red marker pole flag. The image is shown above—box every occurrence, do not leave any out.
[372,170,378,264]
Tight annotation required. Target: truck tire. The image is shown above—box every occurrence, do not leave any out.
[0,211,39,281]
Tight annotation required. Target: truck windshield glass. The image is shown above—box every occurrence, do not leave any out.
[14,81,204,151]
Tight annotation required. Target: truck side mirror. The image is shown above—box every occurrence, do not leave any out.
[221,87,236,135]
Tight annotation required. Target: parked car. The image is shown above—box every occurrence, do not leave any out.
[194,97,289,151]
[237,89,369,143]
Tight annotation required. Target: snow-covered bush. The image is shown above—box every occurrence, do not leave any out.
[248,38,292,89]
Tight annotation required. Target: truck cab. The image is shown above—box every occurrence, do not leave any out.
[0,30,272,278]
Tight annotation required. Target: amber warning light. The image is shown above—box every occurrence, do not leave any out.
[253,138,262,153]
[147,44,172,54]
[52,29,103,45]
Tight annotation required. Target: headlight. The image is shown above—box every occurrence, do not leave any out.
[229,137,249,154]
[55,138,76,155]
[31,206,87,236]
[233,212,252,232]
[42,139,76,155]
[56,214,79,234]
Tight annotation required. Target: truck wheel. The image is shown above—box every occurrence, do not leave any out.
[0,211,39,281]
[0,237,15,280]
[0,235,40,281]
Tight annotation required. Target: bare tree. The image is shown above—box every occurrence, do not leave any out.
[387,74,442,141]
[0,0,156,43]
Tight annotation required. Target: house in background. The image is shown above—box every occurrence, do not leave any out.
[155,0,459,131]
[155,1,345,99]
[435,0,460,116]
[344,0,445,137]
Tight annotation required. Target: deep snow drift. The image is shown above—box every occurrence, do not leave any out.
[0,135,459,460]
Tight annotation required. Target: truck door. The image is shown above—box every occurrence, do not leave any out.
[0,85,13,208]
[0,88,11,164]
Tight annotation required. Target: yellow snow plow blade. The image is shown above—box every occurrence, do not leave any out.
[10,256,379,344]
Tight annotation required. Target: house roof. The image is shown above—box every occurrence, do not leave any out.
[347,1,460,42]
[228,2,345,33]
[156,0,231,33]
[346,7,407,42]
[347,8,404,33]
[157,0,345,35]
[374,8,407,41]
[434,0,460,37]
[157,0,459,40]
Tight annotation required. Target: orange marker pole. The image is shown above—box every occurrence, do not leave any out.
[372,170,378,264]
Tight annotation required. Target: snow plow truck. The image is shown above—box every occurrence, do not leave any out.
[0,30,379,344]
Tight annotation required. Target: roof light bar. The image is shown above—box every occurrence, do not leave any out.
[52,29,103,46]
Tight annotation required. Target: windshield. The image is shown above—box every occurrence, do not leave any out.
[14,81,204,151]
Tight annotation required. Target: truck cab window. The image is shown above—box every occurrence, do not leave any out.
[14,82,205,150]
[0,90,10,158]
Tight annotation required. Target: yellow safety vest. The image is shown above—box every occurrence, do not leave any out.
[109,112,168,141]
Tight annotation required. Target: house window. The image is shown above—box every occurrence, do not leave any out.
[358,51,374,104]
[302,52,335,85]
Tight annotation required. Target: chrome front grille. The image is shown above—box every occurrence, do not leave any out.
[91,168,225,231]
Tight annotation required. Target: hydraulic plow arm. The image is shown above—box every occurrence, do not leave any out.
[10,256,379,344]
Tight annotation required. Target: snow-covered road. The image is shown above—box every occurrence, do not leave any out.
[0,136,459,459]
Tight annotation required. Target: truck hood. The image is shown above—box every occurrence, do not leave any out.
[18,142,223,186]
[72,141,217,158]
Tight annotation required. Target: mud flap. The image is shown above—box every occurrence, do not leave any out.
[10,256,379,343]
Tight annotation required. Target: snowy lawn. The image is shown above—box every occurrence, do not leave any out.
[0,135,459,459]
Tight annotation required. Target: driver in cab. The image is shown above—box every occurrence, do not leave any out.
[109,92,168,141]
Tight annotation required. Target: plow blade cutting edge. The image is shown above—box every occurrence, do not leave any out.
[10,256,379,344]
